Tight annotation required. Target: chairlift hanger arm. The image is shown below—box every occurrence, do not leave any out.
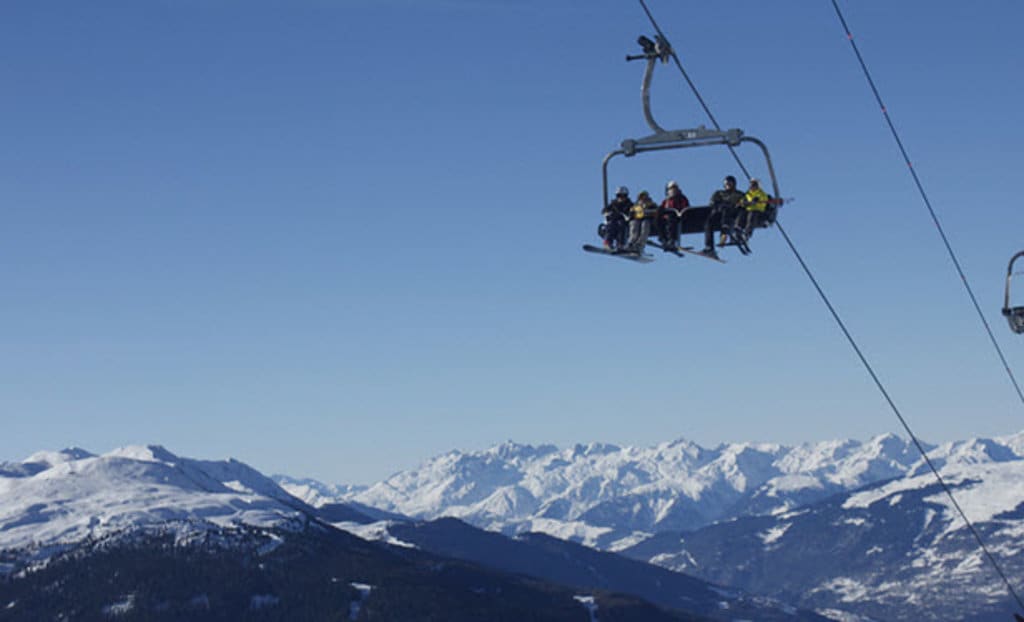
[626,35,673,135]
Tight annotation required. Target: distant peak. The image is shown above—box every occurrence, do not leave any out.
[938,437,1017,464]
[865,433,911,453]
[23,447,96,467]
[490,440,531,453]
[61,447,96,460]
[654,437,701,453]
[570,442,620,457]
[487,441,557,461]
[105,444,179,464]
[869,432,902,442]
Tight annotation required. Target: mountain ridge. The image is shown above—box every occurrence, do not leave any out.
[279,432,1024,549]
[0,442,829,621]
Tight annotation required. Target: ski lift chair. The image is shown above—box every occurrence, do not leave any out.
[600,35,781,245]
[1002,251,1024,334]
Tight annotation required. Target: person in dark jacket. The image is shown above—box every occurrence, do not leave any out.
[657,180,689,251]
[601,186,632,250]
[702,175,745,257]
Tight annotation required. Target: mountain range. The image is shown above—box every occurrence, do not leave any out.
[277,431,1024,621]
[0,444,830,621]
[281,434,1023,547]
[3,433,1022,621]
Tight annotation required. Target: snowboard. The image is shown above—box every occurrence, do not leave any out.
[582,244,654,263]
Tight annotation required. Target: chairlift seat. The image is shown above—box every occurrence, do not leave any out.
[1004,307,1024,334]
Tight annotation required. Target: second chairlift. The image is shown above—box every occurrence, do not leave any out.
[1003,251,1024,334]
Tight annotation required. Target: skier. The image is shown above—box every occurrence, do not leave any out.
[657,180,689,252]
[601,186,632,250]
[702,175,745,257]
[736,178,771,242]
[626,190,655,253]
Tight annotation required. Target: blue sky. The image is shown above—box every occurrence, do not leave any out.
[3,0,1023,484]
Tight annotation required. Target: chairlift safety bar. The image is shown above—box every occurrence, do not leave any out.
[601,131,781,213]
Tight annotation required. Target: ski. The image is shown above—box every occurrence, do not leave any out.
[717,229,751,255]
[676,245,728,263]
[733,232,751,255]
[648,241,727,263]
[582,244,654,263]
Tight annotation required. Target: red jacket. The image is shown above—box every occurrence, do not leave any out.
[659,194,689,217]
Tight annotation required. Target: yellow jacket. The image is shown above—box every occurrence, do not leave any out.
[630,201,652,220]
[742,188,770,212]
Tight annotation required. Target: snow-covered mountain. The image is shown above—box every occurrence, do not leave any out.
[622,457,1024,622]
[270,474,367,507]
[6,435,1021,621]
[279,433,1024,549]
[0,444,832,621]
[0,444,321,570]
[270,432,1024,620]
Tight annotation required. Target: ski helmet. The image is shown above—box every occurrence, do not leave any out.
[666,180,679,189]
[615,186,629,197]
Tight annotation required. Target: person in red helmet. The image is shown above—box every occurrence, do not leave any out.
[657,180,689,252]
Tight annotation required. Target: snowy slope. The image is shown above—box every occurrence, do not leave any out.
[0,445,311,567]
[622,458,1024,622]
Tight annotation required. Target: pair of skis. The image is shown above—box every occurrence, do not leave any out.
[649,241,728,263]
[719,229,751,256]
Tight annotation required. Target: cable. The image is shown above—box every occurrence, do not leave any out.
[829,0,1024,408]
[635,0,1024,613]
[774,220,1024,613]
[635,0,751,181]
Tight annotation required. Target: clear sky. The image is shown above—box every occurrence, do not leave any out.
[3,0,1023,484]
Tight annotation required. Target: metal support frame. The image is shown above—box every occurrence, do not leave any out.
[601,131,781,217]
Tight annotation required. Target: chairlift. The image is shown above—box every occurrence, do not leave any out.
[1002,251,1024,334]
[584,35,783,262]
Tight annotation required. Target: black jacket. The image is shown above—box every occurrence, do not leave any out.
[602,196,633,219]
[710,188,745,209]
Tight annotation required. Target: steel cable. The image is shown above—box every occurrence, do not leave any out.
[635,0,1024,613]
[829,0,1024,408]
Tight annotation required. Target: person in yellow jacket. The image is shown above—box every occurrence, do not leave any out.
[625,190,655,253]
[737,178,771,242]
